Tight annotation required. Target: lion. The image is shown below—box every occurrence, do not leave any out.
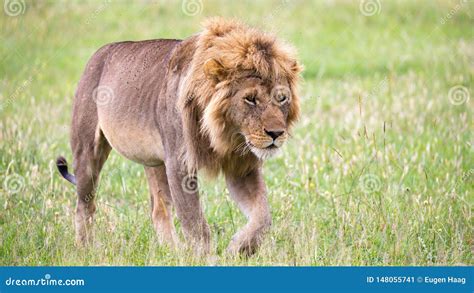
[56,18,301,255]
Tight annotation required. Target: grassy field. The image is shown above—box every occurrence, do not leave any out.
[0,0,472,266]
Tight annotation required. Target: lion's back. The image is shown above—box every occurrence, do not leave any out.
[75,38,182,100]
[97,39,182,86]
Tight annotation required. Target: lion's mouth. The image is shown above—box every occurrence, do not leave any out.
[266,144,278,149]
[246,141,280,160]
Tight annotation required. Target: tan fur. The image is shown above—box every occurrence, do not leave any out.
[60,18,301,255]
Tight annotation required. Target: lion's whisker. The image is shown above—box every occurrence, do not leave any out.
[234,141,247,154]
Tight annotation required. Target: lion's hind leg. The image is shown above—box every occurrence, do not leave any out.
[70,44,114,246]
[72,127,111,246]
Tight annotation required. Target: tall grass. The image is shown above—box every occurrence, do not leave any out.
[0,0,472,265]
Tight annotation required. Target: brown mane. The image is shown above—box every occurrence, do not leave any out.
[177,18,302,177]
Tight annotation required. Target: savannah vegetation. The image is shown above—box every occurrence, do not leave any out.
[0,0,472,265]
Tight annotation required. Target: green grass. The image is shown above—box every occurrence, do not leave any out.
[0,0,472,266]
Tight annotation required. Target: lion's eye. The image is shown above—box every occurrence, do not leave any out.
[244,95,257,105]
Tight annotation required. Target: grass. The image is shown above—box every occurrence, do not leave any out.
[0,0,472,266]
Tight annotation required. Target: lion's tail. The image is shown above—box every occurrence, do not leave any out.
[56,156,76,185]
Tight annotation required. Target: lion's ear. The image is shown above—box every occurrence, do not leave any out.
[204,58,227,82]
[291,60,303,75]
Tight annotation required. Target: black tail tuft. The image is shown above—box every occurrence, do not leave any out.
[56,156,76,185]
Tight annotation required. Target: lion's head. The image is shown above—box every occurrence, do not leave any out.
[178,18,301,173]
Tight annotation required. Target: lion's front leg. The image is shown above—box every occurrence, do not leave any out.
[225,168,271,256]
[165,161,211,254]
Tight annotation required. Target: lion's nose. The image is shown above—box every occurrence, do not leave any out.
[264,129,285,140]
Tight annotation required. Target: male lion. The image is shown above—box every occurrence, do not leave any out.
[56,18,301,255]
